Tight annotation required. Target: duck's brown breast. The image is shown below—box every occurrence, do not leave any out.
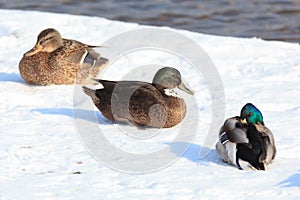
[19,52,52,85]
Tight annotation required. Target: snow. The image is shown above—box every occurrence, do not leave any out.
[1,9,300,199]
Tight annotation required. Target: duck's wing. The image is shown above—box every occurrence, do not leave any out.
[82,47,108,68]
[88,80,161,125]
[62,39,108,67]
[255,124,276,163]
[219,117,249,144]
[226,128,249,144]
[93,79,150,91]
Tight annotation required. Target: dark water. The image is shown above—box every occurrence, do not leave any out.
[1,0,300,43]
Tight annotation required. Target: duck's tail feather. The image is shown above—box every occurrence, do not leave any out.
[82,86,96,98]
[87,45,108,49]
[92,78,105,83]
[83,49,109,68]
[95,57,109,68]
[91,79,117,91]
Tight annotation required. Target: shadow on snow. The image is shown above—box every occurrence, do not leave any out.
[0,72,25,83]
[169,142,221,165]
[32,108,225,166]
[277,171,300,188]
[31,108,112,125]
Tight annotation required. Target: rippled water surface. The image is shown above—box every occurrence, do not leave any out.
[1,0,300,42]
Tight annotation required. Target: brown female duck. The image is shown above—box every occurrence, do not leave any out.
[19,28,108,85]
[83,67,194,128]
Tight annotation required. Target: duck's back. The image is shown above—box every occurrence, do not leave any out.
[253,124,276,164]
[49,39,105,84]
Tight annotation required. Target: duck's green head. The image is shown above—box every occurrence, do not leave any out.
[152,67,194,95]
[240,103,264,125]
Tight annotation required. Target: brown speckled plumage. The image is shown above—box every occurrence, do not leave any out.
[83,67,194,128]
[19,28,108,85]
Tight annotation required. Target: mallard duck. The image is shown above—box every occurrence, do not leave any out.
[83,67,194,128]
[19,28,108,85]
[216,103,276,170]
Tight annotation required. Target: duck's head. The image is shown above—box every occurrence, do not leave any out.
[152,67,194,95]
[24,28,63,57]
[240,103,264,125]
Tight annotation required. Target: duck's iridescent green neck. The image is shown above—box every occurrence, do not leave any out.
[240,103,264,124]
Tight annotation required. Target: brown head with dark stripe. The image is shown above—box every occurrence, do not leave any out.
[24,28,63,57]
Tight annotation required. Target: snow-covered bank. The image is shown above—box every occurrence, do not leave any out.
[1,9,300,199]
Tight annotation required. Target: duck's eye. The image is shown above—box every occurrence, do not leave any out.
[39,40,45,46]
[248,112,253,117]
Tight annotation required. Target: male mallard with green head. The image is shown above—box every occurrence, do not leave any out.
[83,67,194,128]
[19,28,108,85]
[216,103,276,170]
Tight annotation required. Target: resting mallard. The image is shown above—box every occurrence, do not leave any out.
[216,103,276,170]
[83,67,194,128]
[19,28,108,85]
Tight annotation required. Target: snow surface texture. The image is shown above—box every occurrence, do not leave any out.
[1,9,300,199]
